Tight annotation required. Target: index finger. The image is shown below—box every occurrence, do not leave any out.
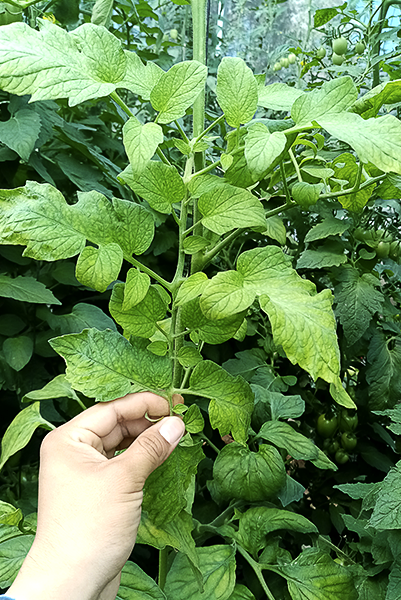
[61,392,170,453]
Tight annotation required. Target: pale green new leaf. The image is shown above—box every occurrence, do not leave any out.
[245,123,286,179]
[0,403,54,471]
[175,273,209,307]
[198,184,266,235]
[91,0,114,27]
[237,507,318,557]
[123,269,150,311]
[123,117,164,175]
[126,162,185,214]
[277,549,358,600]
[165,545,236,600]
[0,21,126,106]
[216,57,258,127]
[330,153,375,212]
[292,76,358,126]
[143,441,204,526]
[183,235,211,254]
[118,51,163,101]
[116,561,166,600]
[183,404,204,434]
[177,347,203,368]
[0,502,22,528]
[3,336,33,371]
[0,274,61,305]
[319,113,401,175]
[213,443,286,500]
[292,182,324,208]
[75,243,123,292]
[257,83,304,111]
[334,267,384,346]
[150,61,207,124]
[0,109,41,161]
[109,284,167,338]
[181,298,245,345]
[188,361,254,443]
[199,271,255,320]
[264,216,287,245]
[49,328,172,401]
[0,182,154,261]
[256,421,319,460]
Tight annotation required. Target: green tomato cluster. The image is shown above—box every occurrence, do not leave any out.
[273,52,297,72]
[318,409,358,465]
[354,228,400,261]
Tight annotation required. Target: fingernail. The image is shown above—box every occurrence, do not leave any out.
[159,417,185,445]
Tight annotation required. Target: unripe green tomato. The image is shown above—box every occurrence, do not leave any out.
[273,62,282,71]
[332,36,348,55]
[341,432,357,451]
[335,448,350,464]
[389,240,401,261]
[355,41,366,54]
[328,440,340,455]
[280,57,289,68]
[339,410,358,432]
[332,53,345,66]
[170,28,178,39]
[0,2,23,25]
[317,414,338,438]
[316,47,326,59]
[288,53,297,64]
[376,241,390,259]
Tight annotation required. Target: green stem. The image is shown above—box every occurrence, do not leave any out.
[237,546,276,600]
[201,434,220,454]
[175,120,190,144]
[158,547,168,590]
[288,148,302,182]
[320,172,383,200]
[126,257,172,291]
[201,229,244,268]
[194,114,225,144]
[190,158,221,179]
[280,161,292,204]
[76,397,87,412]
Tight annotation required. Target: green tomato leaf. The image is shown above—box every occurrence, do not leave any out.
[237,507,318,557]
[188,361,253,443]
[292,76,358,126]
[297,244,348,270]
[3,336,33,372]
[183,404,204,434]
[278,474,306,507]
[143,440,204,526]
[39,302,116,335]
[177,346,203,368]
[123,117,164,176]
[304,217,350,243]
[245,123,287,179]
[49,328,172,401]
[216,57,258,127]
[22,374,79,404]
[116,561,166,600]
[181,298,244,345]
[257,83,304,111]
[0,274,61,305]
[276,548,358,600]
[0,108,41,161]
[200,271,255,320]
[198,184,266,235]
[75,243,123,292]
[0,534,34,588]
[0,183,154,261]
[264,216,287,245]
[175,273,209,307]
[147,341,168,356]
[183,235,211,255]
[292,182,324,208]
[150,61,207,124]
[118,51,163,101]
[366,331,401,409]
[228,584,255,600]
[109,284,167,338]
[334,266,384,346]
[351,79,401,119]
[123,162,185,214]
[0,502,23,528]
[123,269,150,311]
[0,403,54,471]
[91,0,113,27]
[0,21,126,106]
[213,443,286,501]
[319,113,401,175]
[165,545,236,600]
[368,461,401,530]
[256,421,319,460]
[137,510,202,591]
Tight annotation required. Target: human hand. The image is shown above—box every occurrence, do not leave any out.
[7,392,185,600]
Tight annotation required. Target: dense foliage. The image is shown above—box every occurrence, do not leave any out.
[0,0,401,598]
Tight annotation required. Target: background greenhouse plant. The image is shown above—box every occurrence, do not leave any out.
[0,0,401,598]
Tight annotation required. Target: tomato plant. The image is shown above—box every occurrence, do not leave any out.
[0,1,400,599]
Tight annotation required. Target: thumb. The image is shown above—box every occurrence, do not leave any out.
[120,416,185,489]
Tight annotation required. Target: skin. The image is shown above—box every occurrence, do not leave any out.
[7,392,185,600]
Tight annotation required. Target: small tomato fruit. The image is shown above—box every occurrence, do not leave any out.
[341,432,357,451]
[170,28,178,39]
[332,53,345,66]
[339,410,358,433]
[317,414,338,438]
[355,41,366,54]
[376,241,390,259]
[316,47,326,59]
[280,57,289,68]
[332,36,348,55]
[288,53,297,64]
[335,448,350,464]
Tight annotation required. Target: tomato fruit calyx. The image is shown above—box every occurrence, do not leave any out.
[341,432,357,451]
[332,36,348,55]
[317,413,338,438]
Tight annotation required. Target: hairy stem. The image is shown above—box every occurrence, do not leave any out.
[288,148,302,182]
[158,547,168,590]
[237,546,276,600]
[126,257,172,291]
